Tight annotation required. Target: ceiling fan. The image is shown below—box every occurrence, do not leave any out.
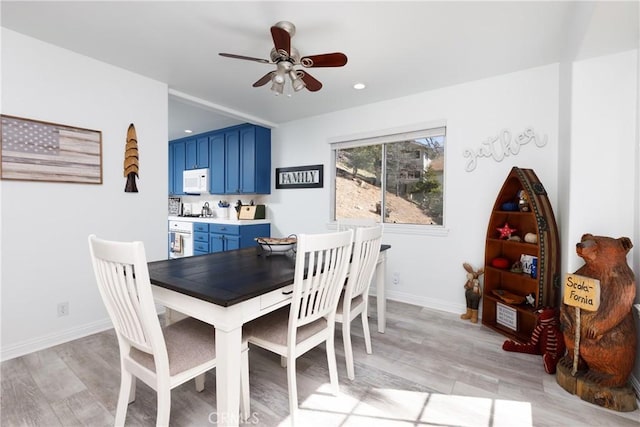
[219,21,348,95]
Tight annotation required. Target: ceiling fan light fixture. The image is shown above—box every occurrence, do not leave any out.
[289,71,306,92]
[272,71,286,85]
[270,80,285,95]
[353,82,366,90]
[219,21,347,95]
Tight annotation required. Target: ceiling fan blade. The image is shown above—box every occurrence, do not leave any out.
[219,53,270,64]
[300,52,348,68]
[252,72,275,87]
[270,25,291,57]
[298,71,323,92]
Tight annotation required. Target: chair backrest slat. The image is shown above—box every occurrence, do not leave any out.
[290,231,353,332]
[99,260,148,347]
[345,225,383,304]
[89,235,165,356]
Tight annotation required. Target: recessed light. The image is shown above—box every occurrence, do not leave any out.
[353,82,366,90]
[184,129,193,134]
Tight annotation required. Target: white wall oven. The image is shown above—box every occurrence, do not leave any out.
[168,220,193,259]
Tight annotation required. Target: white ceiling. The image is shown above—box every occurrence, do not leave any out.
[2,1,638,140]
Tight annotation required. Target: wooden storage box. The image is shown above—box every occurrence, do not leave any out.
[238,205,266,220]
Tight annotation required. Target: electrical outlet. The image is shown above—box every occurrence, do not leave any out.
[57,302,69,317]
[392,272,400,285]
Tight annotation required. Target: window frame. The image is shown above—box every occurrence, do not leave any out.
[329,121,449,236]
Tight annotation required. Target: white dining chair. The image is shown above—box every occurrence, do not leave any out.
[243,230,354,425]
[88,234,249,426]
[334,225,383,380]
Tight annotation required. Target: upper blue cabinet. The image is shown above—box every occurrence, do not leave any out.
[185,136,209,170]
[169,124,271,195]
[169,140,186,195]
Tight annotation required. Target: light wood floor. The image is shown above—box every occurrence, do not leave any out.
[2,299,639,426]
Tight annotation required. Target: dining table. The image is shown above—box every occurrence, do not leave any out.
[147,243,390,427]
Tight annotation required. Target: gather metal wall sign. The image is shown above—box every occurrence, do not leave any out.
[275,164,323,189]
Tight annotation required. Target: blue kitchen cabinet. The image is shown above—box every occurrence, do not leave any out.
[209,133,225,194]
[193,223,210,255]
[185,136,209,170]
[169,140,186,195]
[209,124,271,195]
[209,223,270,253]
[210,233,240,253]
[224,130,241,194]
[239,125,270,194]
[209,224,240,253]
[171,123,271,196]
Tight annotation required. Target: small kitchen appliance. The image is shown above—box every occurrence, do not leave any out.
[183,168,209,194]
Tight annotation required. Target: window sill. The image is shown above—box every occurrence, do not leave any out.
[327,222,449,237]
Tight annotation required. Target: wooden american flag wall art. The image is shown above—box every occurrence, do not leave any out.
[0,115,102,184]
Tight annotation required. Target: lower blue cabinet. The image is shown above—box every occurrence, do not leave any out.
[193,223,209,255]
[209,223,269,253]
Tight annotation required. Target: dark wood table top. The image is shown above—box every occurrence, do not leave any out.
[148,245,390,307]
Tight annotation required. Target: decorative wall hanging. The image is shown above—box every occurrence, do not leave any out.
[463,127,547,172]
[0,114,102,184]
[123,123,139,192]
[275,164,323,189]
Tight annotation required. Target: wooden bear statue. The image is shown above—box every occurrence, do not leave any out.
[502,307,565,374]
[559,234,636,388]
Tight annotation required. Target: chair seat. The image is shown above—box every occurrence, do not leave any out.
[336,292,364,315]
[130,317,216,376]
[244,307,328,346]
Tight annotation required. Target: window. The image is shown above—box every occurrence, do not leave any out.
[332,125,446,226]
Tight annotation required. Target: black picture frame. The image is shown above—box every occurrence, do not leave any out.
[275,164,324,189]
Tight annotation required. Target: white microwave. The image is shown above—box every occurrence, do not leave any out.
[183,168,209,194]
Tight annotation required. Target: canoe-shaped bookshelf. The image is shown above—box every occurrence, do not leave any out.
[482,167,560,343]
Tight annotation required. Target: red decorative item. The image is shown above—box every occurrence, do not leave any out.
[497,222,517,239]
[502,307,565,374]
[491,257,509,269]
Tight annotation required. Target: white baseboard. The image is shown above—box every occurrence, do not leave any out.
[1,318,114,362]
[372,288,466,315]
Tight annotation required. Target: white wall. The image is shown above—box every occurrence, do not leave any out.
[567,50,638,267]
[566,49,640,388]
[270,65,560,313]
[0,29,169,360]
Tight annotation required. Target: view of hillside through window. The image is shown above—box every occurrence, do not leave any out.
[335,135,445,225]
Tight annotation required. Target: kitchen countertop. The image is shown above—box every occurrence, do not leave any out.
[168,216,270,225]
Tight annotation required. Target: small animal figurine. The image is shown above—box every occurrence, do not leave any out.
[460,263,484,323]
[503,307,565,374]
[517,189,530,211]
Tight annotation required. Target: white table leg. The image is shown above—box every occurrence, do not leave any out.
[215,326,242,427]
[376,252,387,333]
